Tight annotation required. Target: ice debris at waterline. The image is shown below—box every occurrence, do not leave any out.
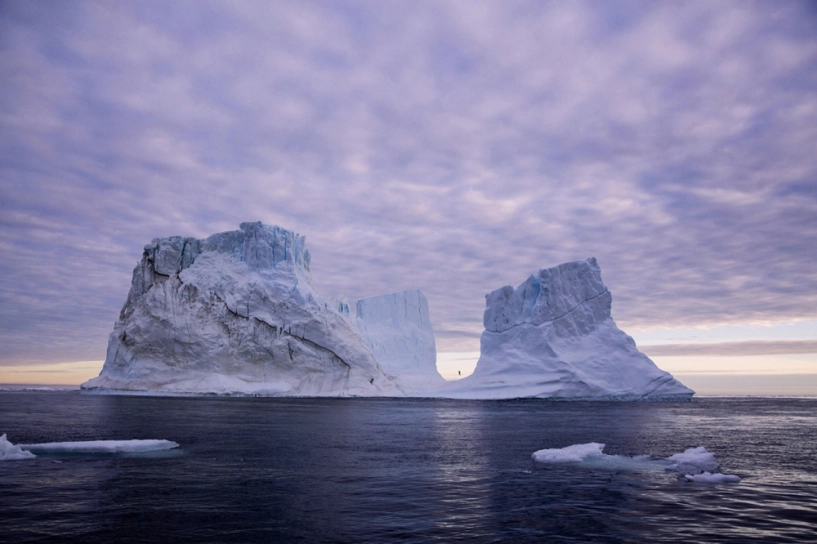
[0,434,179,460]
[82,222,444,396]
[443,258,693,400]
[531,443,740,482]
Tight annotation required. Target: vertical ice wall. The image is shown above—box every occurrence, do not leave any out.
[356,289,445,391]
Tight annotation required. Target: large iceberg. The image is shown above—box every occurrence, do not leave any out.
[356,290,445,392]
[82,223,691,401]
[443,258,694,400]
[82,222,402,396]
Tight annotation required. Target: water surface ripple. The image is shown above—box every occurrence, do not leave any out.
[1,393,815,542]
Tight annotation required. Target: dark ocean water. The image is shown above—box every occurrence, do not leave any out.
[1,392,816,543]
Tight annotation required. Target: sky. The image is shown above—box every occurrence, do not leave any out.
[1,1,816,392]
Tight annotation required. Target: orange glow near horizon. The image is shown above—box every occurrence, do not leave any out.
[0,361,103,386]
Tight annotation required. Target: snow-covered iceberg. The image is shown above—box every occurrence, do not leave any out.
[531,443,740,482]
[443,258,694,400]
[356,289,445,392]
[82,222,401,396]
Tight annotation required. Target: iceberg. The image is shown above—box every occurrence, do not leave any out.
[531,443,740,482]
[82,222,401,396]
[356,289,445,392]
[443,258,694,400]
[81,223,692,401]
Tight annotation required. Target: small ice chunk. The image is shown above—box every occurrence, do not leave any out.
[0,434,37,460]
[532,442,605,463]
[684,472,741,483]
[532,443,671,472]
[666,446,720,474]
[19,439,179,454]
[532,443,739,483]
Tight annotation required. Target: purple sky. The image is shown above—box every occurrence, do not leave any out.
[1,1,816,369]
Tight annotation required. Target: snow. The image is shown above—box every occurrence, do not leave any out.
[0,434,36,460]
[356,289,445,391]
[82,222,401,397]
[532,443,740,482]
[442,258,694,400]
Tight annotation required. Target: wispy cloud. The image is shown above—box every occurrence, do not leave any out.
[1,0,816,364]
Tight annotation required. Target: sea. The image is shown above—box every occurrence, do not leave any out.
[1,392,816,543]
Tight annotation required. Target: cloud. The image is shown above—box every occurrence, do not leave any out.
[1,0,816,364]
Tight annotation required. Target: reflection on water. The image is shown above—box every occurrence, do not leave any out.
[1,393,816,543]
[429,403,493,536]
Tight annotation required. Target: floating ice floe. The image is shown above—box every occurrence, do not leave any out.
[0,434,37,460]
[0,434,179,460]
[19,439,180,454]
[531,442,740,482]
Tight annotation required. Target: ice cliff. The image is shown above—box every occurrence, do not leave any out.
[443,258,694,400]
[356,290,445,392]
[82,222,405,396]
